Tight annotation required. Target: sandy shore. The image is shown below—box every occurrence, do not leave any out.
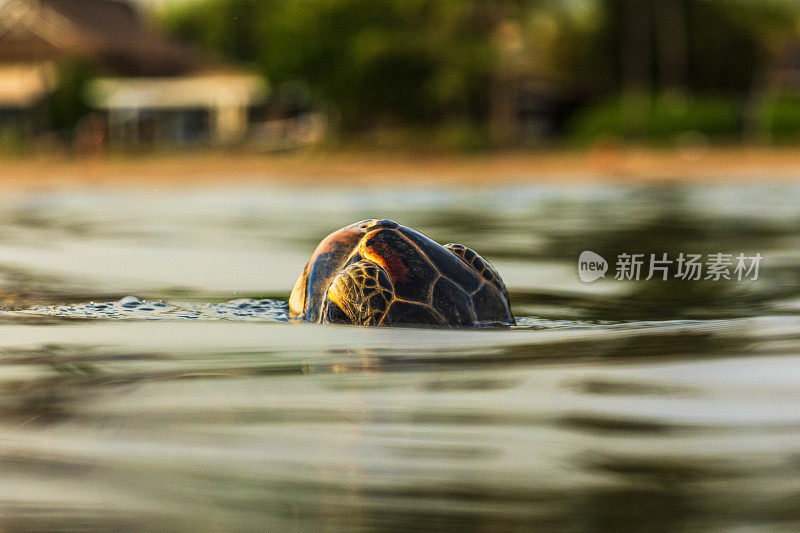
[2,146,800,190]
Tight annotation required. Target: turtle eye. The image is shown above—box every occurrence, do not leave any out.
[323,301,351,324]
[356,219,398,230]
[355,219,377,230]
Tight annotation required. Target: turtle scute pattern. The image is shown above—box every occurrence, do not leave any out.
[290,219,515,327]
[444,243,509,300]
[323,259,394,325]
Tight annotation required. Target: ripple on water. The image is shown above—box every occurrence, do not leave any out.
[2,185,800,530]
[3,296,290,322]
[4,297,638,332]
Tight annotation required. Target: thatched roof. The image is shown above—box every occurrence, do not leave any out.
[0,0,204,75]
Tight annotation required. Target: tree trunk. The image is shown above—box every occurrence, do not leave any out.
[621,0,653,95]
[653,0,688,91]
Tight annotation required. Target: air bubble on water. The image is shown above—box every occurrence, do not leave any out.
[10,296,291,322]
[119,296,143,309]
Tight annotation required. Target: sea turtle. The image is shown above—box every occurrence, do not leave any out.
[289,219,515,327]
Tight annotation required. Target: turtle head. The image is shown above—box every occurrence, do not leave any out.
[288,262,310,318]
[290,220,394,321]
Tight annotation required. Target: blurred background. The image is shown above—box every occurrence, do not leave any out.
[6,3,800,531]
[2,0,800,157]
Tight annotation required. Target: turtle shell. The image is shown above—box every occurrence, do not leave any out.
[289,219,514,327]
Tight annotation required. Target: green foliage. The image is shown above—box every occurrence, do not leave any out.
[529,0,800,100]
[159,0,499,130]
[566,94,741,145]
[685,0,797,93]
[157,0,800,143]
[434,122,491,152]
[46,59,96,134]
[160,0,271,63]
[759,92,800,143]
[0,125,26,155]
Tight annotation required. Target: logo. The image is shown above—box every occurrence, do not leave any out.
[578,250,608,282]
[577,251,762,282]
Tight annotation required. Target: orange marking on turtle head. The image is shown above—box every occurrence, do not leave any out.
[361,231,409,283]
[307,227,367,279]
[312,228,361,258]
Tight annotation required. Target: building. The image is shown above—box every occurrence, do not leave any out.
[0,0,268,147]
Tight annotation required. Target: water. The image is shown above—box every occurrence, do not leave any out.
[1,183,800,530]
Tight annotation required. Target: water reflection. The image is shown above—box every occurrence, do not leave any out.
[1,184,800,530]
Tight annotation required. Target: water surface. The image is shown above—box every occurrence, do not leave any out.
[1,183,800,530]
